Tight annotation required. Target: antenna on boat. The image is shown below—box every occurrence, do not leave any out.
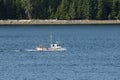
[50,32,53,44]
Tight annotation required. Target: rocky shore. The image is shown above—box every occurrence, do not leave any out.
[0,20,120,25]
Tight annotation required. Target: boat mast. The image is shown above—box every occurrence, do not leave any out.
[50,32,53,44]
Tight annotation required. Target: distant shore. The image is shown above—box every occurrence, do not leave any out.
[0,20,120,25]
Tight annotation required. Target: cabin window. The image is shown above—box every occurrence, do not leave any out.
[53,44,54,47]
[57,44,60,46]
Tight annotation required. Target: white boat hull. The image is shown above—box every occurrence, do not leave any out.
[35,47,66,51]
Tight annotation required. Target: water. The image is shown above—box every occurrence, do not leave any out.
[0,25,120,80]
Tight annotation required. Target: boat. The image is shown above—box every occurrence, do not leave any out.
[35,33,67,51]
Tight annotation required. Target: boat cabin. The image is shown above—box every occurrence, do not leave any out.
[50,43,61,49]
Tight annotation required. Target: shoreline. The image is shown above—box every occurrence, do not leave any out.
[0,20,120,25]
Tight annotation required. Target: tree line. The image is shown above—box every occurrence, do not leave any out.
[0,0,120,20]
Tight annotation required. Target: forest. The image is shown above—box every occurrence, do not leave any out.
[0,0,120,20]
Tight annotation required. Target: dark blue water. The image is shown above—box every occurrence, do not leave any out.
[0,25,120,80]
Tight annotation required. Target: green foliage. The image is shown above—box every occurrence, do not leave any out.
[89,0,98,19]
[21,0,33,19]
[68,2,76,20]
[82,0,90,19]
[118,11,120,19]
[0,0,120,20]
[55,0,70,19]
[76,0,83,19]
[96,0,107,20]
[111,0,120,19]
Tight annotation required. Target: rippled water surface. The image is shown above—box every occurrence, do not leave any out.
[0,25,120,80]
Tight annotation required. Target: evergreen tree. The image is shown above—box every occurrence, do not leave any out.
[82,0,90,19]
[76,0,83,19]
[21,0,33,19]
[104,0,113,19]
[68,2,76,20]
[0,0,119,20]
[118,11,120,19]
[111,0,120,19]
[0,0,3,19]
[96,0,107,20]
[89,0,98,19]
[49,0,60,19]
[55,0,69,19]
[15,0,24,19]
